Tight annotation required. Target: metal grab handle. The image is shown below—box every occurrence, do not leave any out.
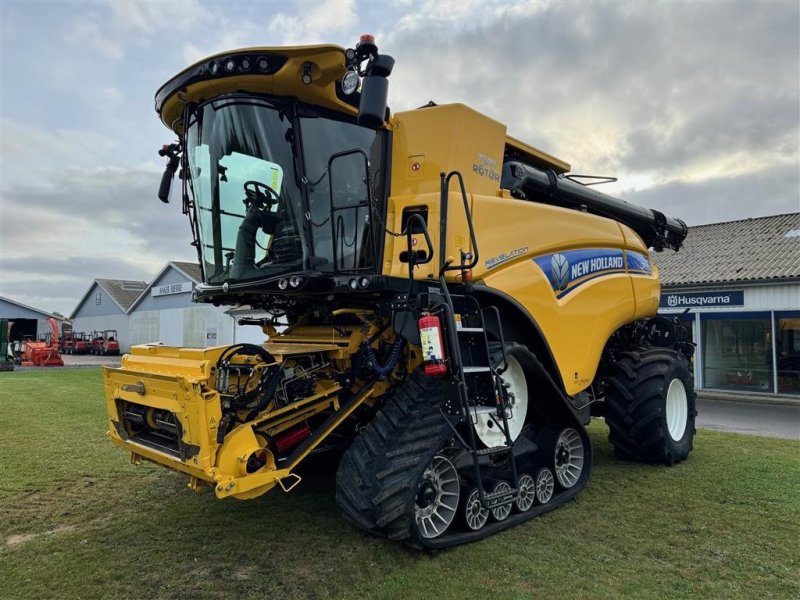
[404,213,434,266]
[439,171,480,275]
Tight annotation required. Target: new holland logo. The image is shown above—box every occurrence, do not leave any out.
[551,253,570,291]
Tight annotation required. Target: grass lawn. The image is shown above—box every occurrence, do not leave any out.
[1,369,798,600]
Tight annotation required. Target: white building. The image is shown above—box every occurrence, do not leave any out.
[70,279,147,351]
[655,213,800,397]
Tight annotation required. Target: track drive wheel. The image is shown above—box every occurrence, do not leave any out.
[335,369,453,542]
[605,348,697,465]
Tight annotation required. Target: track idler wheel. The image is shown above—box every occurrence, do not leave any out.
[463,488,489,531]
[535,468,554,504]
[515,473,536,512]
[490,481,513,521]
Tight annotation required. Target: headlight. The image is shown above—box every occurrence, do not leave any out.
[348,278,359,290]
[358,277,369,289]
[341,70,359,95]
[289,275,304,288]
[278,278,289,290]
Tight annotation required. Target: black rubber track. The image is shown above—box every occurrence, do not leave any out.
[604,347,697,465]
[335,370,446,534]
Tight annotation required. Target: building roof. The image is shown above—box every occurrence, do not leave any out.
[654,212,800,287]
[70,279,148,318]
[126,261,203,313]
[0,296,66,321]
[171,261,203,283]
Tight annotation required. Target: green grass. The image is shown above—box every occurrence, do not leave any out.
[1,369,798,600]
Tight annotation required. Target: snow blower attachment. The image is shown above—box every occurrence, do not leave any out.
[104,36,696,549]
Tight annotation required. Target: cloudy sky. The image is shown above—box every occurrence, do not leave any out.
[1,0,798,314]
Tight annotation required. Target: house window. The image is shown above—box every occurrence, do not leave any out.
[95,292,102,305]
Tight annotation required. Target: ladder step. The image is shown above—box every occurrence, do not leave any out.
[457,327,484,333]
[475,445,511,456]
[463,366,491,374]
[471,405,498,416]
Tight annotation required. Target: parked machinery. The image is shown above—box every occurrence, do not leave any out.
[18,318,63,367]
[103,37,695,548]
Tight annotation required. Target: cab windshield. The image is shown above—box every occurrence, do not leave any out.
[186,97,383,285]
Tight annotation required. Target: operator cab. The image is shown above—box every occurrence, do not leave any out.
[155,37,394,304]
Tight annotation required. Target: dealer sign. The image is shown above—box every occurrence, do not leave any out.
[151,281,193,297]
[660,290,744,309]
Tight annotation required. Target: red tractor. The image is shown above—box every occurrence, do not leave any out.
[91,330,120,355]
[62,332,90,354]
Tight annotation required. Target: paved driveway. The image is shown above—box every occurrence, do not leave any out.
[697,397,800,440]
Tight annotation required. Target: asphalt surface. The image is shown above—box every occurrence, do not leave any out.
[697,397,800,440]
[61,354,121,367]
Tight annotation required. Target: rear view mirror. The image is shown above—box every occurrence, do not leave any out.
[158,143,181,203]
[358,54,394,129]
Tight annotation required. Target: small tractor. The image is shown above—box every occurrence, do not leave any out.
[103,37,695,548]
[91,330,120,356]
[62,331,90,355]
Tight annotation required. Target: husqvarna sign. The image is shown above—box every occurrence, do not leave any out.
[660,290,744,309]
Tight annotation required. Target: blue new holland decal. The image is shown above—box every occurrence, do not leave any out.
[533,248,629,296]
[626,251,652,274]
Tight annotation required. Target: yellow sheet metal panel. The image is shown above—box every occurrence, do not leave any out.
[484,259,636,396]
[389,104,507,198]
[381,191,471,279]
[159,45,357,133]
[505,134,571,174]
[471,195,626,281]
[471,197,656,395]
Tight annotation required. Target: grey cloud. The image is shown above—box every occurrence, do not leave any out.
[384,1,799,178]
[625,162,800,226]
[3,255,154,281]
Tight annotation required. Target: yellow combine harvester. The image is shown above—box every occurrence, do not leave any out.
[105,36,695,548]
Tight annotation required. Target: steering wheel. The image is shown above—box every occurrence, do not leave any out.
[243,180,280,211]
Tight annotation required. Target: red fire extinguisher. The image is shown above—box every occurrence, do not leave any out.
[419,313,447,376]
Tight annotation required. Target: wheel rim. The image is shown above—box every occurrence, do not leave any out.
[515,474,536,512]
[463,488,489,531]
[491,481,512,521]
[536,468,554,504]
[414,455,460,539]
[474,354,528,448]
[554,428,584,488]
[665,378,688,441]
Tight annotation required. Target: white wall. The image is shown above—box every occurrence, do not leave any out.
[128,306,234,348]
[71,314,131,351]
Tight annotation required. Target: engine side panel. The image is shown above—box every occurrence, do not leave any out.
[472,198,659,395]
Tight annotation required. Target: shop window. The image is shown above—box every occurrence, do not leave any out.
[776,312,800,396]
[702,314,773,393]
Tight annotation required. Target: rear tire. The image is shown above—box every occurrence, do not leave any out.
[605,348,697,465]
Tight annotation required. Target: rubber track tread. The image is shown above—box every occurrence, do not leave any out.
[335,370,447,535]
